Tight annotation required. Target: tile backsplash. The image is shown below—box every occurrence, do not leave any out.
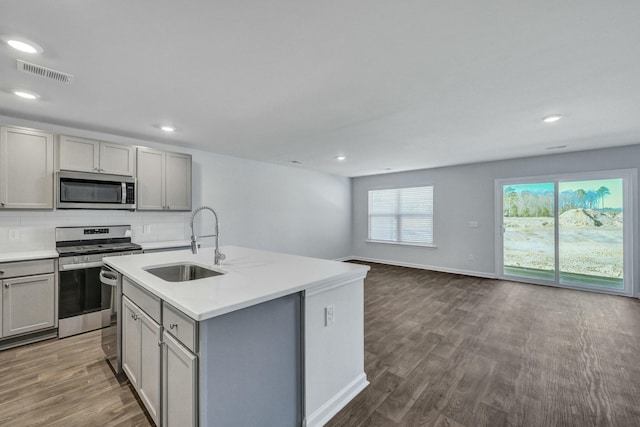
[0,210,191,252]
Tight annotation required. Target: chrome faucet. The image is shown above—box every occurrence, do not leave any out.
[190,206,225,266]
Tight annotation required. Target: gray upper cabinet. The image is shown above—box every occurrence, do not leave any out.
[58,135,135,176]
[137,147,191,211]
[100,141,136,176]
[165,151,192,211]
[0,126,54,209]
[137,148,165,210]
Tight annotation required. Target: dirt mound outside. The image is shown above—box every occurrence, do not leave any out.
[559,209,622,228]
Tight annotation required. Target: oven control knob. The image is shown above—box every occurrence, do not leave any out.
[83,256,90,262]
[73,257,79,264]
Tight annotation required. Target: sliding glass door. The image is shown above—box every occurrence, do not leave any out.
[497,170,634,295]
[502,182,555,281]
[558,178,624,289]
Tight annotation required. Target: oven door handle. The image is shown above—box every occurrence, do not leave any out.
[59,261,104,271]
[100,269,119,286]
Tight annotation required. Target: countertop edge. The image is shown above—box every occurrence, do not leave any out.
[0,250,59,263]
[194,269,369,320]
[136,240,192,250]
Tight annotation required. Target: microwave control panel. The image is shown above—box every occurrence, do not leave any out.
[125,183,135,204]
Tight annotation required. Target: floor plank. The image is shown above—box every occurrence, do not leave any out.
[0,330,152,427]
[327,262,640,427]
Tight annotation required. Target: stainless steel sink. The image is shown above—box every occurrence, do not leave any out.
[144,263,224,282]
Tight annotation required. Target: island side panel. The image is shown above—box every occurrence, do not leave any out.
[198,293,302,427]
[304,278,368,427]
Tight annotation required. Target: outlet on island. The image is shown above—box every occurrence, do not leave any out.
[325,305,335,327]
[8,229,20,241]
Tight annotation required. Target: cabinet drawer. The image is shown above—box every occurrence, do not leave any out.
[123,277,161,323]
[163,303,197,353]
[0,259,55,279]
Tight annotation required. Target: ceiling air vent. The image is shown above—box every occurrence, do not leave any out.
[17,59,74,83]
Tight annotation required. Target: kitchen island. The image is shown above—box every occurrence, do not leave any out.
[104,246,370,427]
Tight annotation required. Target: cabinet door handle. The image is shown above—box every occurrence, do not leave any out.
[0,270,5,275]
[4,283,9,288]
[131,313,138,320]
[0,202,5,206]
[169,323,178,329]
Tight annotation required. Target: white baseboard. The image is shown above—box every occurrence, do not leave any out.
[345,256,640,298]
[304,373,369,427]
[346,256,497,279]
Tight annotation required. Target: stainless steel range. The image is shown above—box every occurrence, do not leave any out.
[56,225,142,338]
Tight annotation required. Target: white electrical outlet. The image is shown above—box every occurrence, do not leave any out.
[468,221,478,228]
[143,225,151,234]
[468,253,474,261]
[325,305,335,327]
[8,229,20,241]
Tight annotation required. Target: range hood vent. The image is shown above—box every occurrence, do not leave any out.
[17,59,74,83]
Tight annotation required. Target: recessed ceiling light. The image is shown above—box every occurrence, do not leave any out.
[546,145,567,150]
[542,114,563,123]
[2,36,43,54]
[289,160,303,164]
[14,90,40,100]
[160,125,176,132]
[336,156,347,161]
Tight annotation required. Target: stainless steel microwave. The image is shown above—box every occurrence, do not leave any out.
[57,171,136,210]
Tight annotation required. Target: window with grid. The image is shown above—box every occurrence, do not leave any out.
[368,186,434,245]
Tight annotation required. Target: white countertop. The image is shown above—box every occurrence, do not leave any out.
[104,246,369,321]
[136,240,192,251]
[0,250,59,263]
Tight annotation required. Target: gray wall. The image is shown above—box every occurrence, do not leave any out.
[190,148,351,259]
[351,144,640,293]
[0,115,352,260]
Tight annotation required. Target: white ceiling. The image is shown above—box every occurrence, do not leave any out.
[2,1,640,177]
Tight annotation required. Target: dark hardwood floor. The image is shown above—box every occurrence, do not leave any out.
[0,330,152,427]
[1,262,640,426]
[327,262,640,427]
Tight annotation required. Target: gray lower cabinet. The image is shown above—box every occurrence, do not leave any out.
[122,294,161,425]
[122,277,300,427]
[122,296,140,389]
[139,308,161,423]
[162,331,198,427]
[123,278,197,427]
[2,274,55,337]
[0,259,56,339]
